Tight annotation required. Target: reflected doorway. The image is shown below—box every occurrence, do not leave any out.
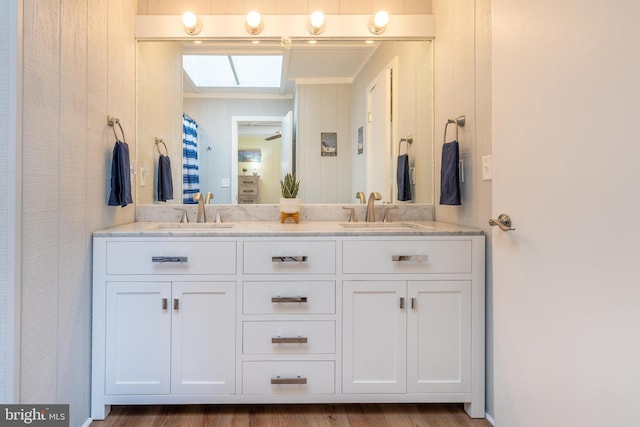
[231,113,293,204]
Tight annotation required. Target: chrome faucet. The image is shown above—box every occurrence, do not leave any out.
[193,192,213,223]
[365,192,382,222]
[355,192,366,204]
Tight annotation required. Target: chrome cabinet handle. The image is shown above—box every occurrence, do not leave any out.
[173,298,179,310]
[152,256,188,263]
[400,297,405,309]
[489,213,515,231]
[411,297,416,309]
[272,256,308,263]
[271,296,308,303]
[271,376,307,385]
[162,298,168,310]
[391,255,428,262]
[271,337,308,344]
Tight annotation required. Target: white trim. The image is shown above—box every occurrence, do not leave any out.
[485,412,495,425]
[80,418,93,427]
[135,14,435,40]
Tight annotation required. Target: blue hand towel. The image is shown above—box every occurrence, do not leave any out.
[440,141,461,205]
[108,141,133,207]
[157,154,174,202]
[397,153,412,201]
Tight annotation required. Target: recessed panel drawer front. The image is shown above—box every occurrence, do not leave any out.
[243,321,335,355]
[106,241,237,275]
[343,240,472,274]
[242,361,335,394]
[244,241,336,274]
[243,281,335,314]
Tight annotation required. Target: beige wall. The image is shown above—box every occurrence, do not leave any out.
[433,0,493,418]
[238,135,281,203]
[9,0,137,424]
[137,0,432,15]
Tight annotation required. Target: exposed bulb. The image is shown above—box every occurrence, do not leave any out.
[246,11,261,28]
[374,10,389,27]
[310,11,325,28]
[182,11,197,28]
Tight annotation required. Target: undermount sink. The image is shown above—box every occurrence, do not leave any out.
[340,222,427,230]
[153,223,235,229]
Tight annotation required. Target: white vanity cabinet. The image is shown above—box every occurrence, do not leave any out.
[104,281,235,396]
[92,231,485,420]
[342,280,471,394]
[241,240,337,397]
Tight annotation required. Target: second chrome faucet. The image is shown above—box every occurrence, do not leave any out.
[365,192,382,222]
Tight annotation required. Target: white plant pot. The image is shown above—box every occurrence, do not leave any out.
[279,197,300,213]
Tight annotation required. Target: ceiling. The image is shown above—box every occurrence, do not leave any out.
[182,40,380,97]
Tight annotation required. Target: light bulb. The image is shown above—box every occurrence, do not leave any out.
[246,11,261,28]
[310,11,325,28]
[374,11,389,28]
[182,11,197,28]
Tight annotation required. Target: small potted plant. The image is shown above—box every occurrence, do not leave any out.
[279,172,300,223]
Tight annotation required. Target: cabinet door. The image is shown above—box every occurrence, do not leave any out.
[105,282,171,395]
[342,281,406,393]
[407,281,471,393]
[171,282,236,394]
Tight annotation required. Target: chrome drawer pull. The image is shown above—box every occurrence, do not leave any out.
[272,337,308,344]
[271,376,307,385]
[272,256,308,263]
[152,256,188,263]
[271,296,308,303]
[391,255,428,262]
[162,298,168,310]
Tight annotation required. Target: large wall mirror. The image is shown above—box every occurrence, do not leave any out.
[136,39,433,205]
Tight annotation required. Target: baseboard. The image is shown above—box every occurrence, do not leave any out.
[485,412,495,426]
[81,418,93,427]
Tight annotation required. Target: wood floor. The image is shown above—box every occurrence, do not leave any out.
[90,404,492,427]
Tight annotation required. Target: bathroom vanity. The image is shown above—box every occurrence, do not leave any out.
[91,221,485,420]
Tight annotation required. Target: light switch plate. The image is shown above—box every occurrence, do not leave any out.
[221,178,230,188]
[482,155,493,181]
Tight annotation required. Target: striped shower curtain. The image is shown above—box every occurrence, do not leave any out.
[182,113,200,204]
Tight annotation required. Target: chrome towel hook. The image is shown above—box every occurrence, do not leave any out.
[155,137,169,156]
[443,115,465,143]
[107,116,126,142]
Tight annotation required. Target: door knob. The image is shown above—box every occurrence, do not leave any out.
[489,214,515,231]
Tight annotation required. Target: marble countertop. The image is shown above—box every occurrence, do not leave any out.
[93,221,483,237]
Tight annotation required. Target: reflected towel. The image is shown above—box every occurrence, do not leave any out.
[108,141,133,207]
[157,154,174,202]
[397,153,412,201]
[440,141,461,205]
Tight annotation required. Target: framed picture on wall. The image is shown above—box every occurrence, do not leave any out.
[357,126,364,154]
[238,149,261,162]
[321,132,337,157]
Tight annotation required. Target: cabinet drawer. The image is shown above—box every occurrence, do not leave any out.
[243,321,335,355]
[243,281,335,314]
[243,361,334,394]
[106,241,236,275]
[244,241,335,274]
[343,240,472,274]
[238,176,259,185]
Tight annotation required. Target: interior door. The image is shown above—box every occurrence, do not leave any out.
[492,1,640,426]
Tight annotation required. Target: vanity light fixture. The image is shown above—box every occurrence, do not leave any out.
[245,11,264,35]
[182,11,202,36]
[307,11,325,35]
[368,10,389,35]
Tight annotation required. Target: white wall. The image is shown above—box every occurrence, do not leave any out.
[296,83,353,203]
[433,0,493,418]
[1,0,137,425]
[137,0,432,15]
[0,0,19,404]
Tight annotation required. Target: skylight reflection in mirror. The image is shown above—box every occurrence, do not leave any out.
[183,54,283,88]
